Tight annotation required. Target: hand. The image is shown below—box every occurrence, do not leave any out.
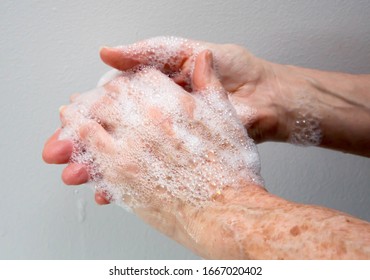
[42,50,263,207]
[99,36,290,143]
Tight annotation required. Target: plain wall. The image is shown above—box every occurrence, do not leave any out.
[0,0,369,259]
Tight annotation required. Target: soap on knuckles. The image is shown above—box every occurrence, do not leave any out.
[59,67,263,211]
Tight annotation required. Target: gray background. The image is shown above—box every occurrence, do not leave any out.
[0,0,369,259]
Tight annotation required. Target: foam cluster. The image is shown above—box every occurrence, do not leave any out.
[115,36,204,90]
[59,68,263,210]
[288,95,322,146]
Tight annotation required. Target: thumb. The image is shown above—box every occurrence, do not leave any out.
[192,50,222,91]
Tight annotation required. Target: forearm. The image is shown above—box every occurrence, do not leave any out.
[136,183,370,259]
[196,186,370,259]
[274,64,370,156]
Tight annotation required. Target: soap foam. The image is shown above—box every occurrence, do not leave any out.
[60,70,263,211]
[114,36,204,90]
[288,94,322,146]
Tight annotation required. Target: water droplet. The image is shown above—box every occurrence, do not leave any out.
[77,198,86,223]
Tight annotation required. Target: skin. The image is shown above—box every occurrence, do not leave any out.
[42,39,370,259]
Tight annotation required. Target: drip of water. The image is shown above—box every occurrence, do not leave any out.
[76,197,87,224]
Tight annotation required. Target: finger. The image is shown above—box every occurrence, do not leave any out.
[95,192,111,205]
[179,94,196,119]
[100,46,141,71]
[100,37,192,72]
[43,131,73,164]
[147,106,175,137]
[89,95,120,134]
[101,46,191,89]
[192,50,222,91]
[44,128,61,146]
[79,121,116,154]
[62,163,89,185]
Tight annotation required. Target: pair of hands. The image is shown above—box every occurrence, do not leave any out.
[42,37,287,205]
[41,37,370,260]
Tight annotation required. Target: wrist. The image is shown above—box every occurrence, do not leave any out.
[271,63,324,145]
[181,184,267,259]
[276,64,370,155]
[245,60,298,143]
[135,182,269,259]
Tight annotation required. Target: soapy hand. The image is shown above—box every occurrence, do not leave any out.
[43,50,263,207]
